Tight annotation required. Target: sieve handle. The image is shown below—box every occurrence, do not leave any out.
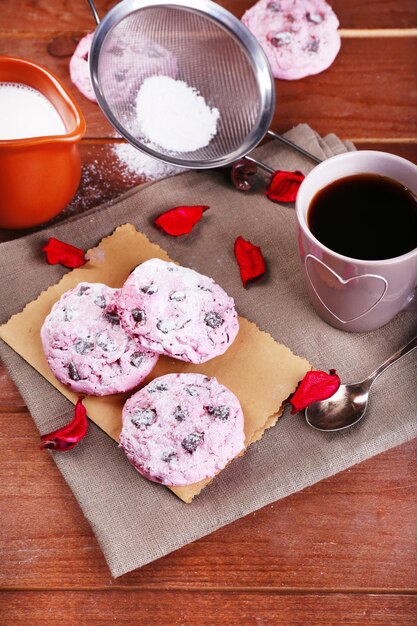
[267,130,322,164]
[86,0,101,25]
[244,156,275,175]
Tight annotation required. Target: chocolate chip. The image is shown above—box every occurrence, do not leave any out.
[114,70,128,82]
[108,45,124,57]
[186,386,199,397]
[68,363,80,381]
[63,308,74,322]
[131,408,157,428]
[96,331,116,352]
[74,339,94,355]
[204,311,223,328]
[267,1,281,10]
[157,320,177,334]
[173,405,187,422]
[104,310,120,325]
[198,284,212,292]
[162,450,177,463]
[141,284,158,295]
[306,37,320,53]
[146,46,163,59]
[130,352,146,368]
[306,11,323,24]
[269,31,292,47]
[94,295,107,308]
[132,309,146,324]
[181,431,204,454]
[206,405,230,421]
[169,291,186,301]
[148,383,168,393]
[78,285,90,296]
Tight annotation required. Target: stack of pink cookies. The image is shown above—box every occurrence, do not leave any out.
[41,259,245,486]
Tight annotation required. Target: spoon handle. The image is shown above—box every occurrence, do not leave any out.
[367,333,417,386]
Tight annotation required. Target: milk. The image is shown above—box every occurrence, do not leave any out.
[0,82,66,140]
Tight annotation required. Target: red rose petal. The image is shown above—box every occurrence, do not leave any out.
[234,236,266,288]
[40,397,88,451]
[42,237,87,268]
[266,169,305,203]
[290,369,341,414]
[154,205,209,236]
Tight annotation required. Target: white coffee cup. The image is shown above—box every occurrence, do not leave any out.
[295,151,417,332]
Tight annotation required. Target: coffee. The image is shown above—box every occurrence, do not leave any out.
[307,173,417,260]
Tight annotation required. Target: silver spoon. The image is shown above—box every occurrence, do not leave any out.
[305,333,417,431]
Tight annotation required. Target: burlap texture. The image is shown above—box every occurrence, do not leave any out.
[0,125,416,577]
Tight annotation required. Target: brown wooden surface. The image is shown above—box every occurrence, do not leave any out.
[0,1,416,624]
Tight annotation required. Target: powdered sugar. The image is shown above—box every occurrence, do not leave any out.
[134,76,220,152]
[112,143,185,180]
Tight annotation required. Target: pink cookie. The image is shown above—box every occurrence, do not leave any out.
[242,0,341,80]
[41,282,158,396]
[69,32,97,102]
[117,259,239,364]
[120,373,245,486]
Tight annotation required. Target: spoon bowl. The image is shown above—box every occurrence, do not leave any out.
[305,334,417,432]
[306,382,370,431]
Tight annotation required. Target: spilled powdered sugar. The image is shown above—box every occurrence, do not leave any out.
[112,143,185,180]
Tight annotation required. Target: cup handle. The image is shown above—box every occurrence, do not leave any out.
[402,286,417,312]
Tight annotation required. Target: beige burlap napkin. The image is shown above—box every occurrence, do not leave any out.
[0,125,416,577]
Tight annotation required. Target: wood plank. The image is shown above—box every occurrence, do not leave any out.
[0,35,415,141]
[1,409,416,589]
[355,142,417,163]
[0,363,27,409]
[1,0,417,30]
[1,591,417,625]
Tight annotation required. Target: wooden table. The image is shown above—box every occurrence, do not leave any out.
[1,1,416,623]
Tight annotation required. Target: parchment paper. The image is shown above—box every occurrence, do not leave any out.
[0,224,310,502]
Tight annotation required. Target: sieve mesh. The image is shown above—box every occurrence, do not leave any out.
[90,0,274,168]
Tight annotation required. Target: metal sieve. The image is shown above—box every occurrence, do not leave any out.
[87,0,275,169]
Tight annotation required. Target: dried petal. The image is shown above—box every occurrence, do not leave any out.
[42,237,87,268]
[266,170,305,203]
[154,205,209,236]
[234,236,266,288]
[290,369,340,414]
[231,159,258,192]
[40,398,88,451]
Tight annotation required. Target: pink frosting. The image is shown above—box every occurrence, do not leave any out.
[242,0,341,80]
[69,33,97,102]
[41,282,158,396]
[120,373,245,486]
[118,259,239,364]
